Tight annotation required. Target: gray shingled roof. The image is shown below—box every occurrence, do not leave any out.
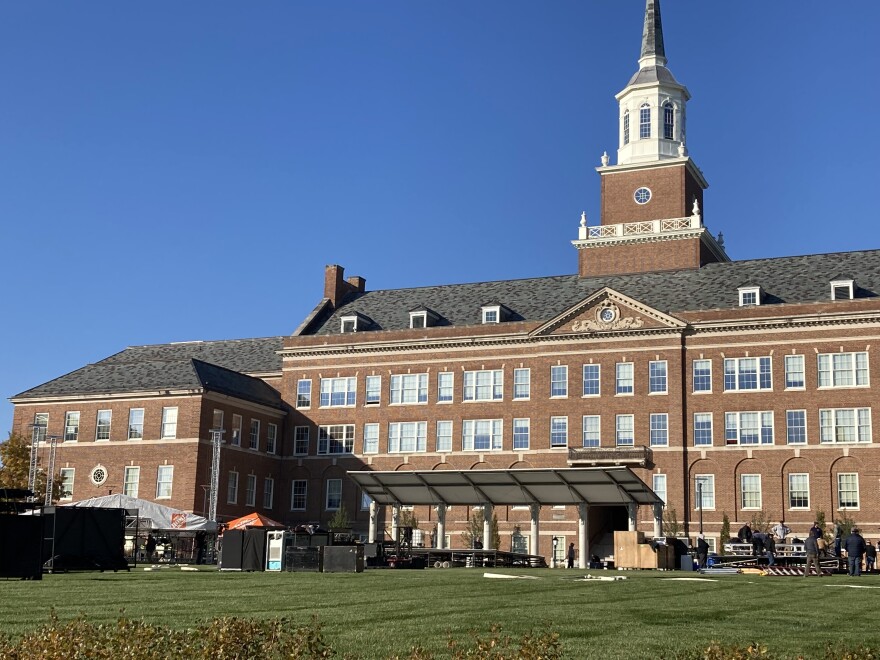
[13,337,284,401]
[306,250,880,335]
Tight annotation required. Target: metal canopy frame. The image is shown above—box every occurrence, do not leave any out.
[348,467,660,508]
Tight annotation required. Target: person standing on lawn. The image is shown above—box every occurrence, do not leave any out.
[844,528,867,576]
[567,543,575,569]
[865,540,876,573]
[804,534,821,577]
[696,534,710,569]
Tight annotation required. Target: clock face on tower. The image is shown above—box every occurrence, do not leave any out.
[634,187,652,204]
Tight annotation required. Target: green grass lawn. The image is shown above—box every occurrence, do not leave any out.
[1,567,878,658]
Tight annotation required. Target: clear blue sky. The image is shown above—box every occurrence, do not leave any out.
[2,2,879,435]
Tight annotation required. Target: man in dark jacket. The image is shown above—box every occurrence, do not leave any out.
[804,534,821,577]
[738,523,753,543]
[844,528,867,576]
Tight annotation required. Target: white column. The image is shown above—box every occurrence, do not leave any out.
[628,502,637,532]
[368,500,378,543]
[436,504,447,549]
[391,505,400,542]
[529,504,541,556]
[653,503,663,538]
[482,503,494,550]
[578,503,589,570]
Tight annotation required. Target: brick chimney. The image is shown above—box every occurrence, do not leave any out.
[324,265,366,309]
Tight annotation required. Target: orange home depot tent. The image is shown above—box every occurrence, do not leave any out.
[225,512,285,531]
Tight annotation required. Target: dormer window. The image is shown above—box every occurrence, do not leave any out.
[482,306,500,324]
[831,279,854,301]
[639,103,651,139]
[410,312,426,329]
[738,286,761,307]
[663,102,674,140]
[341,316,359,333]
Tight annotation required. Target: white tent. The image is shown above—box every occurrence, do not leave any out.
[64,494,216,532]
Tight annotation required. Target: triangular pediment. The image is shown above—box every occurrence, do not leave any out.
[530,287,687,337]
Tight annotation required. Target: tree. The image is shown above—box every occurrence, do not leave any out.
[327,504,350,531]
[814,509,832,544]
[398,508,419,531]
[460,508,500,549]
[662,507,680,537]
[0,432,64,502]
[719,512,731,549]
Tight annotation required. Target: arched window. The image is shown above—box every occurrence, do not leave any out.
[663,102,674,140]
[639,103,651,139]
[623,110,630,145]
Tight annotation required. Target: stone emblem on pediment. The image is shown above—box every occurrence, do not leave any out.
[571,300,644,332]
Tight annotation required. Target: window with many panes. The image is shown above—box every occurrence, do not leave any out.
[513,368,530,400]
[652,474,666,504]
[245,474,257,507]
[639,103,651,139]
[649,361,667,394]
[740,474,762,509]
[318,425,355,454]
[267,423,277,454]
[326,479,342,510]
[550,366,568,397]
[123,466,139,498]
[663,102,674,139]
[623,110,630,145]
[819,408,871,443]
[291,480,307,510]
[437,372,454,402]
[786,411,806,444]
[156,465,173,498]
[616,363,634,395]
[694,475,715,510]
[365,376,381,405]
[363,423,379,454]
[513,418,530,450]
[32,413,48,443]
[463,370,503,401]
[582,415,600,448]
[95,410,112,441]
[294,426,309,455]
[724,357,772,391]
[788,473,810,509]
[60,468,75,500]
[249,419,260,450]
[436,421,453,452]
[161,407,178,439]
[616,414,634,446]
[232,414,242,446]
[128,409,144,440]
[64,411,80,442]
[264,477,274,509]
[693,413,713,446]
[725,411,774,445]
[389,422,427,453]
[320,377,357,407]
[296,379,312,408]
[390,374,428,404]
[583,364,600,396]
[818,352,869,388]
[462,419,502,451]
[227,471,239,504]
[784,355,805,389]
[693,360,712,392]
[650,413,668,446]
[837,473,859,509]
[550,416,568,447]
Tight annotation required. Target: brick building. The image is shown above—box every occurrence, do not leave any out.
[9,0,880,564]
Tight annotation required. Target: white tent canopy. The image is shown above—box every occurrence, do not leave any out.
[64,494,216,532]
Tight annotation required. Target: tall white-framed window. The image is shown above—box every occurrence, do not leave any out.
[582,364,600,397]
[291,480,307,510]
[513,368,530,400]
[437,372,454,402]
[263,477,274,509]
[693,413,713,446]
[639,102,651,139]
[245,474,257,507]
[550,416,568,448]
[725,411,774,446]
[462,419,503,451]
[294,426,310,455]
[818,352,869,388]
[32,412,48,443]
[740,474,762,510]
[267,423,277,454]
[296,379,312,408]
[785,410,807,444]
[388,421,427,453]
[616,414,634,447]
[326,479,342,510]
[128,408,144,440]
[156,465,173,499]
[436,421,453,452]
[232,414,242,446]
[550,365,568,397]
[694,475,715,510]
[390,373,428,404]
[623,109,630,145]
[513,418,530,450]
[227,471,239,504]
[724,357,772,391]
[784,355,805,389]
[60,467,75,500]
[64,411,80,442]
[212,409,224,433]
[365,376,381,405]
[95,410,112,441]
[361,491,372,512]
[663,101,674,140]
[649,413,668,447]
[320,377,357,407]
[249,419,260,450]
[123,466,139,498]
[463,370,503,402]
[318,424,355,455]
[692,360,712,393]
[582,415,600,448]
[160,407,178,439]
[616,362,634,395]
[819,408,871,443]
[363,423,379,454]
[837,473,859,510]
[652,473,667,504]
[649,361,667,394]
[788,473,810,510]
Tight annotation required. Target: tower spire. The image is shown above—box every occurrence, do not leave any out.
[639,0,666,67]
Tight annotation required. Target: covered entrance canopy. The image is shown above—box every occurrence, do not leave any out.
[348,466,661,507]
